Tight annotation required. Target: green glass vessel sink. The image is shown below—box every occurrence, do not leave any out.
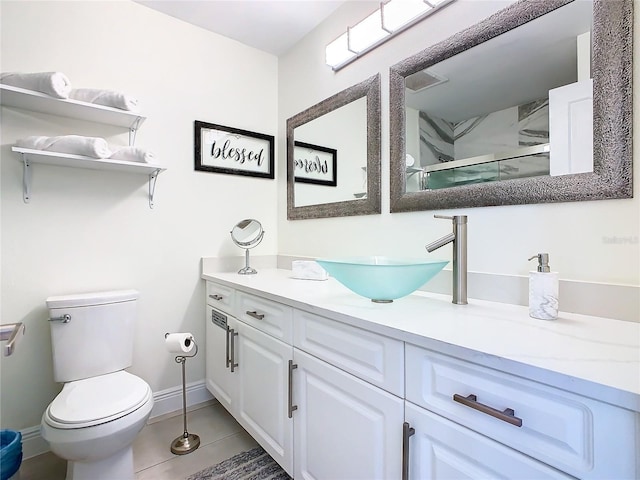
[315,256,449,303]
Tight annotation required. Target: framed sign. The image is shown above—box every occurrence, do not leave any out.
[293,141,337,186]
[195,121,274,179]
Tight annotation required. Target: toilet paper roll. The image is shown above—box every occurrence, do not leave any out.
[165,332,195,354]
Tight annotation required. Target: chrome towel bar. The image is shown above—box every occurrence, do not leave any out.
[0,322,25,356]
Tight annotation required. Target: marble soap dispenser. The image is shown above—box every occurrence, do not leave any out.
[528,253,559,320]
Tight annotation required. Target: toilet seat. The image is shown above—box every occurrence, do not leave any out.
[45,371,151,429]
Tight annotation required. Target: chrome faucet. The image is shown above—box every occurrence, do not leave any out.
[425,215,468,305]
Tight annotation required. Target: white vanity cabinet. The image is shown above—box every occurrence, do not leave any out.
[205,293,294,474]
[292,310,405,479]
[404,403,574,479]
[203,273,639,480]
[234,319,293,473]
[293,349,404,479]
[405,344,639,480]
[205,305,237,412]
[205,281,406,479]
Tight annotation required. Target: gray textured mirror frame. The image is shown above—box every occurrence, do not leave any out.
[287,74,381,220]
[390,0,633,212]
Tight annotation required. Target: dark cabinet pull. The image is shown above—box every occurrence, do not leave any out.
[209,294,223,301]
[229,329,239,372]
[288,360,298,418]
[453,393,523,427]
[246,310,265,320]
[225,326,231,368]
[402,422,415,480]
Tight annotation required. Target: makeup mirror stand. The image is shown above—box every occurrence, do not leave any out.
[230,219,265,275]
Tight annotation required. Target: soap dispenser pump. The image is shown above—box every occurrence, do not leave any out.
[528,253,559,320]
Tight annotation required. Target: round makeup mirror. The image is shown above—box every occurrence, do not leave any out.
[230,219,264,275]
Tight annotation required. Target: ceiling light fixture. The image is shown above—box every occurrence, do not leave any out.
[326,0,455,71]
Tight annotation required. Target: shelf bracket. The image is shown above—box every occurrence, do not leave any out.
[149,169,160,209]
[129,116,143,146]
[22,155,31,203]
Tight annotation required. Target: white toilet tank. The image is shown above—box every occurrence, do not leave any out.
[46,290,139,383]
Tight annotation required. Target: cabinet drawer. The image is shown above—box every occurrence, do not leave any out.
[206,282,235,314]
[405,344,638,479]
[293,310,404,397]
[236,291,293,343]
[405,402,574,480]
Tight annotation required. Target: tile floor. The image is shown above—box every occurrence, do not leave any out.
[17,401,259,480]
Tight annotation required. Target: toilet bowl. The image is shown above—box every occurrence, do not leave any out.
[41,371,153,480]
[41,290,153,480]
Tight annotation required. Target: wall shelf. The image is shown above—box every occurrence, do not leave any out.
[0,84,146,144]
[3,83,165,208]
[13,147,166,208]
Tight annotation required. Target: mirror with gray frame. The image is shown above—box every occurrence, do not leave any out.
[287,74,381,220]
[390,0,632,212]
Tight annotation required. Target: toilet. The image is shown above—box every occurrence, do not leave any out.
[41,290,153,480]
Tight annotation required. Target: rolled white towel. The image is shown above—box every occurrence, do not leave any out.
[0,71,72,98]
[109,146,155,163]
[69,88,139,112]
[16,135,112,159]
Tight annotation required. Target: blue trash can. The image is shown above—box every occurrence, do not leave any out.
[0,430,22,480]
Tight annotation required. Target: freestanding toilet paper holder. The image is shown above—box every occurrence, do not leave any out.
[165,333,200,455]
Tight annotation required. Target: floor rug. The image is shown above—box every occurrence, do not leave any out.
[186,446,291,480]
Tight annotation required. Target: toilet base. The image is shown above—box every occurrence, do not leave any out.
[65,445,133,480]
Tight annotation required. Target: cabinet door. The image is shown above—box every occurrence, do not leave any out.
[293,349,403,480]
[205,305,237,412]
[405,402,574,480]
[235,321,294,476]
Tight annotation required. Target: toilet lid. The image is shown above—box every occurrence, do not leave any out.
[48,371,151,426]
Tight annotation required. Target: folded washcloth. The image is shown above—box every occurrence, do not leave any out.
[69,88,139,112]
[16,135,112,159]
[0,71,72,98]
[109,146,155,163]
[292,261,328,281]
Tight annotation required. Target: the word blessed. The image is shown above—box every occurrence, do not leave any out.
[294,155,328,175]
[210,139,265,166]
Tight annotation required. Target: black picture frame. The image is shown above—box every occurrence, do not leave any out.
[293,141,337,187]
[194,120,274,179]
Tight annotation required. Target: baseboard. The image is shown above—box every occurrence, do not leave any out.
[20,425,49,461]
[21,379,214,460]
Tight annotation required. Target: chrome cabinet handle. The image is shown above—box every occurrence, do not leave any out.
[209,294,223,301]
[48,314,71,323]
[230,329,239,372]
[288,360,298,418]
[402,422,415,480]
[453,393,523,427]
[225,325,231,368]
[246,310,265,320]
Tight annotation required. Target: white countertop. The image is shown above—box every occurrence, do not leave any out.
[202,268,640,412]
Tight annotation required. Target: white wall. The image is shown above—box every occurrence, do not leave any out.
[0,1,278,430]
[278,0,639,286]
